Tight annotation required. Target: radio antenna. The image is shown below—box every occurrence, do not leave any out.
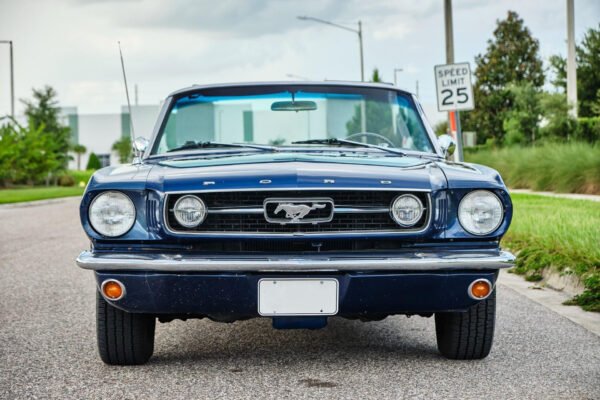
[118,41,136,141]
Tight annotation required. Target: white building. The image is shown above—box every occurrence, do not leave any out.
[62,105,161,170]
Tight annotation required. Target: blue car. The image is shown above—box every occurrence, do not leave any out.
[76,82,514,364]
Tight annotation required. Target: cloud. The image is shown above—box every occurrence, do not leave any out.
[74,0,440,39]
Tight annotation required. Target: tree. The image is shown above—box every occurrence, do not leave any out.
[21,86,71,172]
[71,144,86,170]
[548,55,566,92]
[502,83,541,145]
[539,92,576,141]
[548,24,600,117]
[112,137,132,164]
[463,11,544,144]
[86,153,102,170]
[577,25,600,117]
[371,68,383,83]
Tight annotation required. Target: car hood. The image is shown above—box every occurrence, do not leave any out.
[145,153,448,193]
[87,153,506,193]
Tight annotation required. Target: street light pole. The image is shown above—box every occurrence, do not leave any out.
[393,68,403,86]
[0,40,14,118]
[297,16,365,82]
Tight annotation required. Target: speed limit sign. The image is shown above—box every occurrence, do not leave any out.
[434,63,475,112]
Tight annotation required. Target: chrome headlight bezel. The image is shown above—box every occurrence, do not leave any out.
[458,190,504,236]
[173,195,207,228]
[390,194,425,227]
[88,191,136,237]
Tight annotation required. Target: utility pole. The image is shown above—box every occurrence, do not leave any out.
[415,80,419,98]
[444,0,463,162]
[134,84,139,106]
[0,40,14,118]
[566,0,577,117]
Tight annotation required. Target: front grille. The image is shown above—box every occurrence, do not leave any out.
[165,190,430,234]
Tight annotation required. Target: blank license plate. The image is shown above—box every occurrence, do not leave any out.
[258,278,339,316]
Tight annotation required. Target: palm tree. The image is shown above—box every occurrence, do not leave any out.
[72,144,86,170]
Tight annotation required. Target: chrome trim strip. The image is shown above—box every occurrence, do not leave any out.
[163,187,432,195]
[76,250,515,272]
[164,193,432,236]
[207,207,391,215]
[335,207,390,213]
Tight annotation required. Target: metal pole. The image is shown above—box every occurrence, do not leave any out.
[394,68,403,86]
[9,41,14,118]
[566,0,577,117]
[444,0,463,161]
[0,40,14,118]
[416,80,419,97]
[358,21,364,82]
[444,0,454,65]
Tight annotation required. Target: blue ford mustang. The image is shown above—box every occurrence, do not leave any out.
[76,82,514,365]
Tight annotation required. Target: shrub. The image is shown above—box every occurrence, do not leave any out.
[58,175,75,187]
[67,170,94,186]
[86,153,102,170]
[574,117,600,142]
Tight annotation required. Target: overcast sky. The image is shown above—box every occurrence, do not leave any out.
[0,0,598,123]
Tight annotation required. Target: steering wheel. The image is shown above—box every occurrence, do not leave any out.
[346,132,396,148]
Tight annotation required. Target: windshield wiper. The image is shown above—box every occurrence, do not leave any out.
[167,141,278,153]
[292,138,406,157]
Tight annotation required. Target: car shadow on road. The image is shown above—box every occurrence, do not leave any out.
[150,315,441,365]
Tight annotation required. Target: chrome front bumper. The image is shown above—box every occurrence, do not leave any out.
[76,250,515,272]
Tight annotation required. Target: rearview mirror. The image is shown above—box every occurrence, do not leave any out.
[437,134,456,158]
[271,101,317,112]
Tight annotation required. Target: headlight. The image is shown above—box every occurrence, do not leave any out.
[458,190,504,235]
[173,195,207,227]
[89,191,136,237]
[390,194,424,226]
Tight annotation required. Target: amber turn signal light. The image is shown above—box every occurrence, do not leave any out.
[101,280,125,300]
[469,279,492,300]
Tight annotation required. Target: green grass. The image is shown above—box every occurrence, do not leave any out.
[465,142,600,195]
[0,186,84,204]
[504,193,600,312]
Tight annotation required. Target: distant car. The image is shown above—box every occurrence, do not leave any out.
[76,82,514,365]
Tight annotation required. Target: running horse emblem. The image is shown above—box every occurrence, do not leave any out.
[274,203,327,223]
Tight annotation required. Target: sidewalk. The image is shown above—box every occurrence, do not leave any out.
[510,188,600,202]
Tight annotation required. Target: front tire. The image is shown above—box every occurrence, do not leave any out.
[435,290,496,360]
[96,291,156,365]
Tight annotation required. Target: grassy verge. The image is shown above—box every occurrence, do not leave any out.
[465,142,600,195]
[0,186,84,204]
[505,193,600,312]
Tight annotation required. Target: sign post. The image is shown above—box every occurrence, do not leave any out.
[434,62,474,161]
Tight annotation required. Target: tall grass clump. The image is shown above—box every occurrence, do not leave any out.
[465,142,600,194]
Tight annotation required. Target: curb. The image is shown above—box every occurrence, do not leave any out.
[0,195,82,209]
[509,189,600,202]
[498,269,600,337]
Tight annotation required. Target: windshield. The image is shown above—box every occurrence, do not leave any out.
[152,85,434,155]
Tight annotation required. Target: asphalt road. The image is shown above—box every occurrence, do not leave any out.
[1,197,599,400]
